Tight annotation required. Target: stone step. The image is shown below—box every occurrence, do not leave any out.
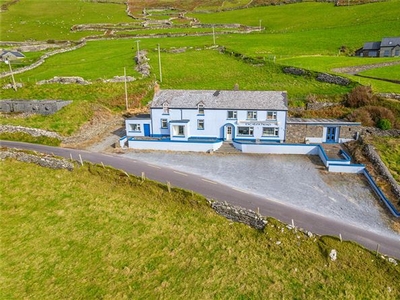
[215,142,241,154]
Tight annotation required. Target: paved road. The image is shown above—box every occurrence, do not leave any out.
[2,141,400,259]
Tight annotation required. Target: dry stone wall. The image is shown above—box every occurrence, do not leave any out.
[362,144,400,202]
[210,200,267,230]
[0,148,73,170]
[0,125,63,140]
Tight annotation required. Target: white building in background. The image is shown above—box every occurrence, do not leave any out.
[123,89,288,151]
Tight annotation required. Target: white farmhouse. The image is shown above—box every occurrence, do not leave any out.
[123,89,288,151]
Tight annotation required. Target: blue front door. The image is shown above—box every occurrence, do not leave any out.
[144,124,150,137]
[326,127,337,143]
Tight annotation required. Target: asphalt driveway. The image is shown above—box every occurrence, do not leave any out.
[122,150,398,239]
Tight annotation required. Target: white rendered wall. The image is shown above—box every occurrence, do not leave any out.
[128,139,223,152]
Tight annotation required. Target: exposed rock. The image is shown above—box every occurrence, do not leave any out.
[37,76,91,85]
[329,249,337,261]
[102,76,136,83]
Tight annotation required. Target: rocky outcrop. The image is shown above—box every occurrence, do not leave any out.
[37,76,91,85]
[0,148,73,170]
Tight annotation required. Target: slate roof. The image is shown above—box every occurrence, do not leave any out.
[363,42,381,50]
[151,90,288,111]
[381,37,400,47]
[287,118,361,125]
[0,50,25,59]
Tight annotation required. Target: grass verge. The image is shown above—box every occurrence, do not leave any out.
[0,132,61,146]
[1,159,399,299]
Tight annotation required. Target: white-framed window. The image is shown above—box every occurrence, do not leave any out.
[197,119,204,130]
[173,125,185,136]
[266,111,277,120]
[262,127,279,136]
[161,119,168,129]
[130,124,141,132]
[247,111,257,120]
[237,126,254,136]
[198,103,205,115]
[227,110,237,119]
[163,102,169,114]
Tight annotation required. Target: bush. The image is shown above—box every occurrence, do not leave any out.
[377,118,392,130]
[345,86,376,108]
[347,106,396,128]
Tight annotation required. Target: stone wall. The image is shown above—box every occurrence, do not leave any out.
[0,100,72,115]
[283,66,352,86]
[0,148,73,170]
[340,125,362,139]
[0,41,86,79]
[210,200,267,230]
[362,144,400,202]
[285,124,323,143]
[286,124,307,143]
[0,125,63,140]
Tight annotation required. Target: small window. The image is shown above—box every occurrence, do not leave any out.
[130,124,141,132]
[198,104,205,115]
[395,49,400,56]
[266,111,277,120]
[383,50,390,57]
[227,110,237,119]
[173,125,185,136]
[161,119,168,129]
[238,127,254,136]
[163,103,169,114]
[262,127,279,136]
[247,111,257,120]
[197,119,204,130]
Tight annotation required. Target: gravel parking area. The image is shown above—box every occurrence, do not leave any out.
[121,150,399,239]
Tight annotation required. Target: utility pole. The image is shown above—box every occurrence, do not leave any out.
[135,40,140,58]
[124,67,128,110]
[212,26,216,45]
[158,44,163,83]
[5,58,17,91]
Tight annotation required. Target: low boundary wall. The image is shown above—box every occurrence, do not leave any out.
[127,137,223,152]
[363,169,400,217]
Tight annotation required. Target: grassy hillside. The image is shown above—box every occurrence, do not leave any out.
[1,0,399,134]
[1,158,399,299]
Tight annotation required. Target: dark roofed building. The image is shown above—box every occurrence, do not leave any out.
[380,37,400,57]
[0,50,25,61]
[355,37,400,57]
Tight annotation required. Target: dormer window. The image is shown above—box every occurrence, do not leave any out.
[163,102,169,114]
[198,103,205,115]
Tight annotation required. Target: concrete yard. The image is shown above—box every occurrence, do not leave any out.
[122,151,399,239]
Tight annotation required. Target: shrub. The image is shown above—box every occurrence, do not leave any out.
[347,106,396,128]
[377,118,392,130]
[345,86,376,108]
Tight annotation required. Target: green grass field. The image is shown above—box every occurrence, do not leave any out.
[1,158,399,299]
[358,64,400,82]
